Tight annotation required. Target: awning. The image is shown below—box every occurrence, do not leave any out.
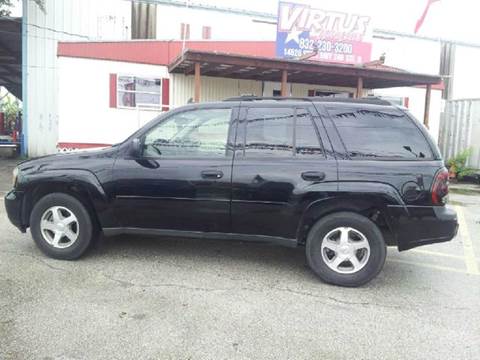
[168,49,441,89]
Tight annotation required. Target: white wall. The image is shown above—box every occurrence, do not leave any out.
[58,57,168,145]
[371,36,441,75]
[24,0,131,156]
[155,5,276,41]
[371,34,480,102]
[452,45,480,100]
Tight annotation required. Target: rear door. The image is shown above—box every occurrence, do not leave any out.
[321,103,445,248]
[230,103,337,240]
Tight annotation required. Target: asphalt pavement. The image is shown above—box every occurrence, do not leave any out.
[1,159,479,359]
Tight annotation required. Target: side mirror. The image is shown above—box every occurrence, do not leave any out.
[130,138,142,157]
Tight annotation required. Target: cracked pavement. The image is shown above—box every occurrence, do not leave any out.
[1,159,479,359]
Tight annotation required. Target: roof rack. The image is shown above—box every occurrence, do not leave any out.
[223,96,392,106]
[224,96,310,102]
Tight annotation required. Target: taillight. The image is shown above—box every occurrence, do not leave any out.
[431,168,449,205]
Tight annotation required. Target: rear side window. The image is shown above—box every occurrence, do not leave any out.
[242,107,324,157]
[328,106,433,160]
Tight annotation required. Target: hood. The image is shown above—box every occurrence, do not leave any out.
[18,146,119,173]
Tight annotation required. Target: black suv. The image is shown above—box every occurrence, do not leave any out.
[5,97,458,286]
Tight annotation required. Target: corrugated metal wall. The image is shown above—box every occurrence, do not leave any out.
[438,99,480,168]
[170,75,357,106]
[170,74,262,106]
[24,0,130,156]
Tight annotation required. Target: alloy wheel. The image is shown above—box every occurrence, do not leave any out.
[40,206,79,249]
[321,226,370,274]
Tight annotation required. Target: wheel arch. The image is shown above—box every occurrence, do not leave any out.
[21,170,110,230]
[296,194,400,246]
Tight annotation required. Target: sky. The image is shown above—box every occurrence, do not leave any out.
[9,0,480,44]
[198,0,480,44]
[8,0,21,17]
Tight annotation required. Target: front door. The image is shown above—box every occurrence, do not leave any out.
[112,105,237,233]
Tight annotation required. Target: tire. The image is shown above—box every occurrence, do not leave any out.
[306,212,386,287]
[30,193,95,260]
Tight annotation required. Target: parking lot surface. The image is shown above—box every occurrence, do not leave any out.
[1,159,479,359]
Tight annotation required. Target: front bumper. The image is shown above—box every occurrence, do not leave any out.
[388,205,458,251]
[4,190,27,232]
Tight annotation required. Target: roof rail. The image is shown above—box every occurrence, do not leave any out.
[223,96,393,106]
[223,96,312,102]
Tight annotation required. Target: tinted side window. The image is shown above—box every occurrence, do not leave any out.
[329,106,433,160]
[296,109,324,157]
[143,108,231,157]
[244,108,294,157]
[242,107,324,158]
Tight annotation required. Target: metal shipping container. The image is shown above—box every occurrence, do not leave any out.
[438,99,480,169]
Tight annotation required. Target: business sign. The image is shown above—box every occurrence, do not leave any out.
[276,2,372,65]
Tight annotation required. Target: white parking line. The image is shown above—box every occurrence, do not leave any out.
[388,258,470,275]
[455,205,480,275]
[411,248,464,260]
[411,248,480,262]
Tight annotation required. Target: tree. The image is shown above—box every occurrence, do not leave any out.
[0,0,45,17]
[0,0,15,17]
[1,95,21,121]
[33,0,45,13]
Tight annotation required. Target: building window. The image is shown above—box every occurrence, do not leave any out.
[202,26,211,39]
[117,75,162,108]
[180,23,190,40]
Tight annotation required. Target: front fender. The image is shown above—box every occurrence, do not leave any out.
[18,169,117,228]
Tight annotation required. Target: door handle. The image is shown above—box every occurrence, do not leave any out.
[201,170,224,179]
[301,171,326,182]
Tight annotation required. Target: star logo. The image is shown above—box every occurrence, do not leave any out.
[284,29,303,44]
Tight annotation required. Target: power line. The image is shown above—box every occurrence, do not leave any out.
[0,28,86,42]
[2,17,90,40]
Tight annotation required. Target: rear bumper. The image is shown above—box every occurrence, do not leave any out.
[388,205,458,251]
[4,190,27,232]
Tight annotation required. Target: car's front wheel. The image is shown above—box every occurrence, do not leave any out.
[30,193,95,260]
[306,212,386,287]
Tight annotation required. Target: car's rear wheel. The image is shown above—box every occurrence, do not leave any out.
[30,193,94,260]
[306,212,386,287]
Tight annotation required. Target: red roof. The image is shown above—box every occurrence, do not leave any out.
[57,40,276,66]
